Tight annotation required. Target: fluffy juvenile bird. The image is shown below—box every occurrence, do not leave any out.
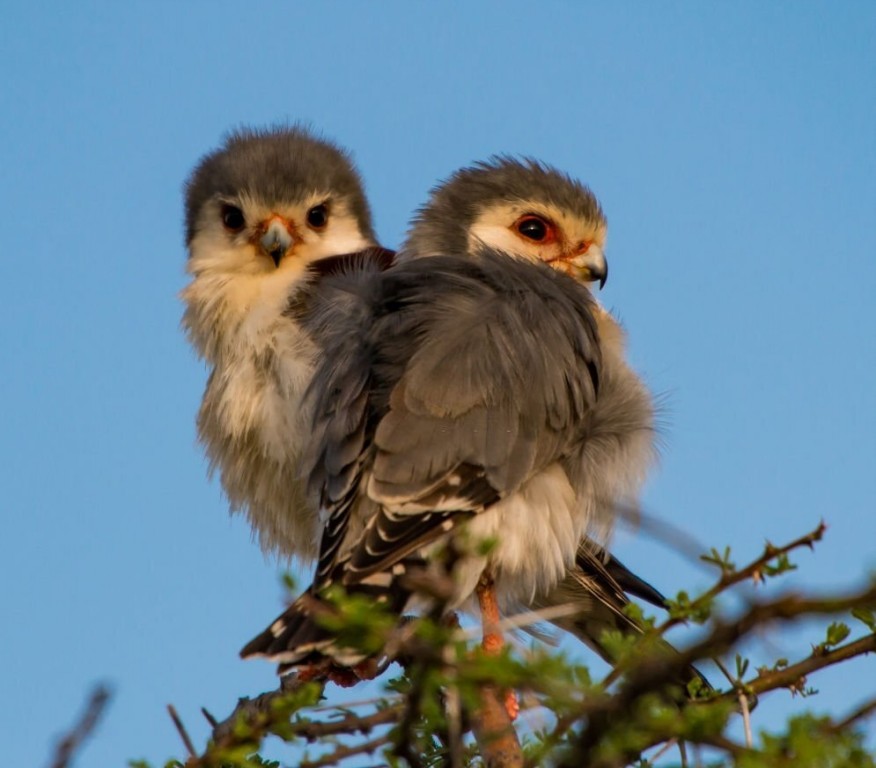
[181,126,390,561]
[242,159,661,676]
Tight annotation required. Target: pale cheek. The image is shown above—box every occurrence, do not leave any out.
[307,220,372,259]
[188,230,264,276]
[467,224,527,257]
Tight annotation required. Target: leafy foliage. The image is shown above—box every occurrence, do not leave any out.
[130,524,874,768]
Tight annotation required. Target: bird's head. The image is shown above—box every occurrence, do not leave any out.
[401,157,608,288]
[182,126,377,359]
[184,125,376,280]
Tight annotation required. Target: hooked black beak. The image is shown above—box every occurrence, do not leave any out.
[573,244,608,289]
[260,220,294,267]
[592,260,608,290]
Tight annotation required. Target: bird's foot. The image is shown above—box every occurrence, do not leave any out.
[325,658,380,688]
[504,689,519,721]
[294,662,329,683]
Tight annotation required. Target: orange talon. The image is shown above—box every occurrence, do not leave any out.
[325,658,380,688]
[296,663,326,683]
[505,690,520,721]
[476,572,503,652]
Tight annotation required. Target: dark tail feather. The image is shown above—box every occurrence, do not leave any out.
[534,542,712,696]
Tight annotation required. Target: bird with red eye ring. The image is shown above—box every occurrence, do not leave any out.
[221,204,246,233]
[306,203,329,230]
[514,214,557,244]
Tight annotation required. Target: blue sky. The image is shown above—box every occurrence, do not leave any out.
[2,3,874,765]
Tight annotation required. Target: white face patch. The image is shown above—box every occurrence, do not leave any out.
[468,201,607,277]
[188,192,373,281]
[182,192,376,357]
[301,196,373,260]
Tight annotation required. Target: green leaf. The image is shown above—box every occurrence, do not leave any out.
[825,621,851,648]
[851,607,876,631]
[700,546,736,573]
[280,572,297,593]
[762,552,798,577]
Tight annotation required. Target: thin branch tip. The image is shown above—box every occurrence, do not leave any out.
[167,704,197,759]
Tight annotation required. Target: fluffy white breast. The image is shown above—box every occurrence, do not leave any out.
[182,244,324,558]
[444,463,586,610]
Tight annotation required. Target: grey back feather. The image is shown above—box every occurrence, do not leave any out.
[302,249,603,582]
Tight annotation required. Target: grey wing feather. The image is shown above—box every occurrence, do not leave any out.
[302,262,389,587]
[368,251,601,512]
[305,250,602,587]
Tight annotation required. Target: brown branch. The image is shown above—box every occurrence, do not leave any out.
[599,523,829,693]
[47,684,112,768]
[716,521,826,589]
[293,705,402,741]
[192,682,402,767]
[210,677,331,744]
[214,694,401,744]
[168,704,197,758]
[299,733,391,768]
[642,586,876,710]
[469,686,524,768]
[735,632,876,700]
[645,738,678,764]
[200,707,218,728]
[698,733,747,757]
[557,581,876,768]
[656,521,827,637]
[833,696,876,732]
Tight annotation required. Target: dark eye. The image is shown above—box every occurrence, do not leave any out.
[306,203,328,229]
[516,215,550,241]
[221,204,245,232]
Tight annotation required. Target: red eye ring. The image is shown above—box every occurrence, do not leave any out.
[513,214,557,244]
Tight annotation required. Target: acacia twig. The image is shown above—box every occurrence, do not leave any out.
[656,521,827,638]
[558,582,876,768]
[832,696,876,732]
[299,733,391,768]
[739,632,876,699]
[600,522,830,691]
[167,704,197,758]
[200,707,218,728]
[47,685,112,768]
[193,685,402,768]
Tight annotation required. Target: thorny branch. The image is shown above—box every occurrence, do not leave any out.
[730,631,876,701]
[559,583,876,768]
[47,684,112,768]
[600,520,829,691]
[168,704,197,758]
[192,695,402,765]
[299,734,392,768]
[657,521,827,638]
[208,678,326,744]
[174,523,874,768]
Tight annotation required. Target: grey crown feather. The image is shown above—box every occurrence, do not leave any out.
[184,124,376,245]
[402,156,605,259]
